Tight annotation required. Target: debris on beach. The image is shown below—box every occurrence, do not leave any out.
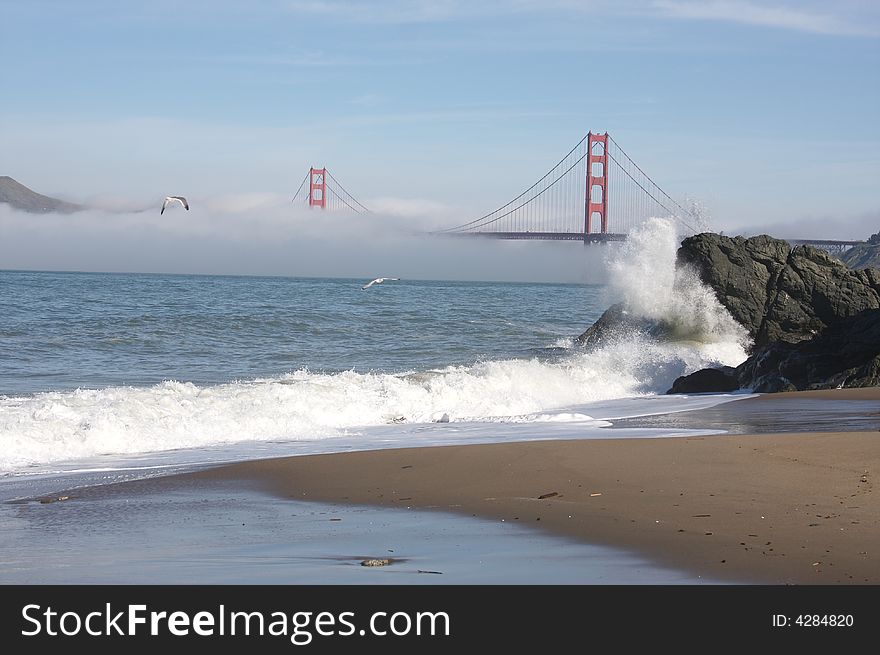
[417,570,443,575]
[39,495,71,504]
[538,491,559,499]
[361,558,392,567]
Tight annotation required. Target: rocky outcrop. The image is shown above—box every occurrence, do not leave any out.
[576,303,673,348]
[574,230,880,394]
[676,233,880,348]
[841,231,880,270]
[669,307,880,393]
[659,233,880,393]
[667,367,740,394]
[734,309,880,392]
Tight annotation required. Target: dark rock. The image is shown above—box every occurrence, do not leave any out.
[38,495,72,504]
[840,236,880,271]
[578,231,880,394]
[734,309,880,392]
[667,367,740,394]
[577,302,673,348]
[677,233,880,348]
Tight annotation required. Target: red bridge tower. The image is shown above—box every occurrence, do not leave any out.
[586,132,609,234]
[309,167,327,209]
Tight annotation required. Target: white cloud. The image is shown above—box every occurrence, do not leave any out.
[363,197,455,220]
[0,199,610,283]
[653,0,880,37]
[281,0,880,35]
[725,209,880,241]
[203,192,293,214]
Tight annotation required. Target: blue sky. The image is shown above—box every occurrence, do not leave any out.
[1,1,878,280]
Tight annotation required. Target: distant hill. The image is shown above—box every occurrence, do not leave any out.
[841,230,880,270]
[0,176,85,213]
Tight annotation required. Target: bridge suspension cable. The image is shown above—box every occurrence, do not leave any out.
[292,171,309,204]
[326,169,371,213]
[439,131,701,240]
[606,135,698,234]
[437,134,588,233]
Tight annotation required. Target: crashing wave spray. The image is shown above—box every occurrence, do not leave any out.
[565,217,752,395]
[606,217,751,349]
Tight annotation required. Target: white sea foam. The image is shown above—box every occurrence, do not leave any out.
[0,345,743,473]
[607,217,751,350]
[0,358,639,471]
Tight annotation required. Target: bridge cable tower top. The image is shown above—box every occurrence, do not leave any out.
[292,167,370,213]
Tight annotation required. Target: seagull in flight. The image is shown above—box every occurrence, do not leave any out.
[362,277,400,290]
[161,196,189,215]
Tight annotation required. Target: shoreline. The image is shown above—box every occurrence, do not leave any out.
[178,388,879,585]
[10,388,878,585]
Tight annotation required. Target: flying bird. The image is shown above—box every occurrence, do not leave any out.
[362,277,400,290]
[161,196,189,215]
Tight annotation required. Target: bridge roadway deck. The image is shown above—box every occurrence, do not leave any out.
[441,232,627,243]
[441,232,864,251]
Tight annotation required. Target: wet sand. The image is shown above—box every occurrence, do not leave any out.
[186,389,879,585]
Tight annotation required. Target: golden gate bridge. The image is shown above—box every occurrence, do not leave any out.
[292,166,371,214]
[292,132,863,253]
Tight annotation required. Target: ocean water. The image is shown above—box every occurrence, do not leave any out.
[0,218,763,584]
[0,218,752,500]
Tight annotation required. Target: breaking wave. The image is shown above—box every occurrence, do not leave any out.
[0,218,750,472]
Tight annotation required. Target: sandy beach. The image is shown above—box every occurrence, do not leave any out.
[6,388,877,586]
[175,388,880,585]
